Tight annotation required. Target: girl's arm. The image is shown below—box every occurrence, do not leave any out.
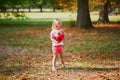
[50,34,58,43]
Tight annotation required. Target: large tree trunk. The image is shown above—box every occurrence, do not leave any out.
[39,5,43,12]
[98,0,109,23]
[76,0,93,28]
[53,6,56,12]
[1,6,7,12]
[11,6,15,12]
[40,6,43,12]
[28,7,31,12]
[17,8,19,12]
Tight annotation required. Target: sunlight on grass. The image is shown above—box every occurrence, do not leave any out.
[109,15,120,22]
[25,12,72,19]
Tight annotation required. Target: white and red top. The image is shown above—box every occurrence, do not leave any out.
[50,29,64,46]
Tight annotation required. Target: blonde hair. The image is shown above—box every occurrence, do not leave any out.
[51,18,62,29]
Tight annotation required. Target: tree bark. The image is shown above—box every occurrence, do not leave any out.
[38,5,43,12]
[39,5,43,12]
[28,7,31,12]
[98,0,109,23]
[76,0,93,28]
[53,6,56,12]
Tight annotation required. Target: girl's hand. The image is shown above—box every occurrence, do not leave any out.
[51,34,58,43]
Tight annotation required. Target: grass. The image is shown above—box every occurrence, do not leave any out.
[0,24,120,53]
[90,15,120,22]
[0,12,120,79]
[64,27,120,53]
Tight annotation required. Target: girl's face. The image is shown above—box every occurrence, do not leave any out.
[55,21,62,30]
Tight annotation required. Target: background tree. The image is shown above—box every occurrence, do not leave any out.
[92,0,120,23]
[108,0,120,15]
[0,0,10,12]
[49,0,58,12]
[97,0,109,23]
[57,0,77,11]
[89,0,99,11]
[27,0,39,12]
[9,0,27,12]
[22,0,47,12]
[36,0,47,12]
[76,0,93,28]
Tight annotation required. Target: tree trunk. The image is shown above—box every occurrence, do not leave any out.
[1,7,7,12]
[28,7,31,12]
[39,5,43,12]
[17,8,19,12]
[76,0,93,28]
[98,0,109,23]
[12,6,14,12]
[53,7,55,12]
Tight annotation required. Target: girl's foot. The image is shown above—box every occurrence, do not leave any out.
[62,64,65,68]
[52,66,57,72]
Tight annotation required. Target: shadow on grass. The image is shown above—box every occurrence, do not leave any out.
[64,67,119,72]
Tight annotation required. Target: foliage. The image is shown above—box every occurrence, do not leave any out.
[0,12,27,20]
[0,0,77,12]
[89,0,120,8]
[0,0,119,12]
[57,0,77,11]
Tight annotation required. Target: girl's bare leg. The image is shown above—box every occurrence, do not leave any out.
[59,53,65,68]
[52,53,57,71]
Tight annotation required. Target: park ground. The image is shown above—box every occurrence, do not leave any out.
[0,12,120,80]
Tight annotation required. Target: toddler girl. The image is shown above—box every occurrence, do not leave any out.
[50,18,65,72]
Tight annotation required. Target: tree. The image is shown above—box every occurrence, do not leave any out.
[97,0,120,23]
[9,0,28,12]
[49,0,58,12]
[97,0,109,23]
[76,0,93,28]
[38,0,47,12]
[27,0,39,12]
[35,0,47,12]
[57,0,77,11]
[0,0,10,12]
[47,0,76,12]
[89,0,99,10]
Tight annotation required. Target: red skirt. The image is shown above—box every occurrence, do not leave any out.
[52,45,63,54]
